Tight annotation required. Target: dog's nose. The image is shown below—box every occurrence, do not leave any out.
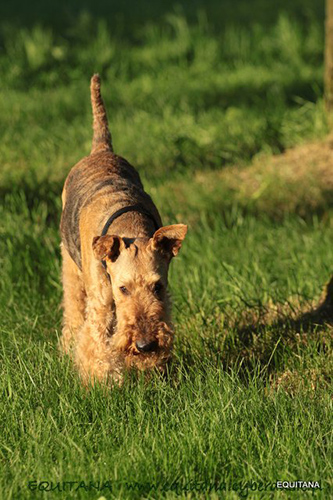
[135,339,158,353]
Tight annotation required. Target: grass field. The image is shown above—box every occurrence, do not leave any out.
[0,1,332,498]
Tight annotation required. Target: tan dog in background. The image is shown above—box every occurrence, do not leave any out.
[60,75,187,384]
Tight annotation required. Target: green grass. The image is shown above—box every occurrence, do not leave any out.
[0,4,327,182]
[1,1,332,499]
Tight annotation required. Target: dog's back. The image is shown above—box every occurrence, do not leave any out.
[60,75,160,270]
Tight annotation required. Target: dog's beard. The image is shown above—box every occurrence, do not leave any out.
[109,320,174,371]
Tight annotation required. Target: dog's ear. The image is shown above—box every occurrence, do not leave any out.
[151,224,187,258]
[92,235,125,262]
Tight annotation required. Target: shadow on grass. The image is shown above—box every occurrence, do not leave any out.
[173,278,333,388]
[237,277,333,342]
[0,0,324,40]
[229,278,333,381]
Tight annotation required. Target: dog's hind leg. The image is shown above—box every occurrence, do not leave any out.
[60,244,86,354]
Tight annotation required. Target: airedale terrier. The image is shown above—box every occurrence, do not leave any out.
[60,75,187,384]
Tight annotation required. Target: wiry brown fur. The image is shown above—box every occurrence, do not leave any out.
[60,75,187,384]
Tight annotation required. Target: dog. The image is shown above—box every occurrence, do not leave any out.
[60,74,187,384]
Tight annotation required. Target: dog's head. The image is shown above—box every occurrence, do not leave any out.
[92,224,187,372]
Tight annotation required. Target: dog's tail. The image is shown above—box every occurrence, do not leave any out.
[90,74,113,154]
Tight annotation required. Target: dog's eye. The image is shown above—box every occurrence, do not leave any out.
[153,281,163,297]
[119,286,129,295]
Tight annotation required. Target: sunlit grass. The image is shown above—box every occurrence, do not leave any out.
[0,3,332,499]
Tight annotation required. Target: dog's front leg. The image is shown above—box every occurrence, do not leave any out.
[74,290,118,384]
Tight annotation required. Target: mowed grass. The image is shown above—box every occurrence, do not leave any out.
[1,1,333,499]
